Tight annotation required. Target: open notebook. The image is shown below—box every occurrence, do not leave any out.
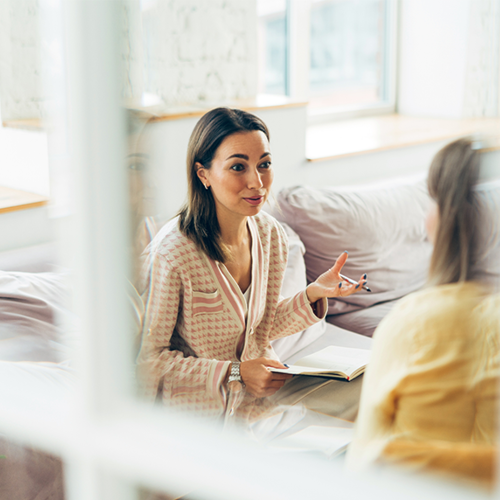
[271,345,370,381]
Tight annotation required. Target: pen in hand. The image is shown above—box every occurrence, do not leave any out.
[339,273,371,292]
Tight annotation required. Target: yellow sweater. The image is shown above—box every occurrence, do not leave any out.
[348,282,500,485]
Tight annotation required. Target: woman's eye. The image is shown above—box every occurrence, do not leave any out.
[129,162,145,171]
[259,161,271,169]
[230,164,245,172]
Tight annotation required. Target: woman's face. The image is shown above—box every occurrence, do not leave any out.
[196,130,273,222]
[127,130,157,217]
[425,200,439,245]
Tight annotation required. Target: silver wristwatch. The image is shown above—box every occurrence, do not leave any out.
[227,362,244,392]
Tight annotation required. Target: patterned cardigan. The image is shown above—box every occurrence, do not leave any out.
[136,211,327,420]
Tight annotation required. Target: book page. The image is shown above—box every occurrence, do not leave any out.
[271,346,370,377]
[296,346,369,370]
[271,365,340,376]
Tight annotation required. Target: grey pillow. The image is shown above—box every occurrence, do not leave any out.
[0,271,73,362]
[272,179,433,316]
[471,181,500,290]
[326,300,400,337]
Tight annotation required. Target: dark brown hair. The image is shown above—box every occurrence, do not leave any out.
[178,107,270,263]
[427,137,481,285]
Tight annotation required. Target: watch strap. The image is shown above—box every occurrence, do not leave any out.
[227,361,243,384]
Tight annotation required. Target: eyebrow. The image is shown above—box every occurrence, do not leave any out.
[225,152,271,161]
[126,153,149,159]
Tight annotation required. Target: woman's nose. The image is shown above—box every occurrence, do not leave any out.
[247,168,263,189]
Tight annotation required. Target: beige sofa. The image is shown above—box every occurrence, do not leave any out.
[271,173,500,360]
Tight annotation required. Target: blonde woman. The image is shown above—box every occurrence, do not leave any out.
[348,138,500,488]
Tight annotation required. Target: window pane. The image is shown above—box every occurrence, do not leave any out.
[309,0,388,110]
[257,0,288,95]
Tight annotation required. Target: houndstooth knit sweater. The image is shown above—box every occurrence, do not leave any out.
[136,211,326,421]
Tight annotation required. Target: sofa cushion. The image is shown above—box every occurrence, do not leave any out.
[326,300,400,337]
[0,242,59,273]
[272,177,433,316]
[471,180,500,290]
[0,271,75,362]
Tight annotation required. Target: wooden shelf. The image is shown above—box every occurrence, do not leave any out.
[138,94,308,123]
[307,114,500,161]
[0,186,49,214]
[2,119,43,131]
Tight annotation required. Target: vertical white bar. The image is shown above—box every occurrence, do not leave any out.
[65,457,137,500]
[386,0,399,109]
[64,0,132,420]
[63,1,136,498]
[288,0,311,101]
[123,0,144,102]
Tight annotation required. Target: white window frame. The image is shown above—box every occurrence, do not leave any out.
[286,0,399,124]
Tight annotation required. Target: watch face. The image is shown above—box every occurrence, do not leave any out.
[227,380,244,393]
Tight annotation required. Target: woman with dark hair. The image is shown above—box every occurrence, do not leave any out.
[348,138,500,487]
[136,107,366,421]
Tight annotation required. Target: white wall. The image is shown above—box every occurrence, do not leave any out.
[0,0,258,121]
[0,126,49,195]
[462,0,500,116]
[398,0,470,118]
[142,0,258,107]
[398,0,500,118]
[0,0,143,121]
[0,0,44,121]
[0,126,52,254]
[0,207,54,253]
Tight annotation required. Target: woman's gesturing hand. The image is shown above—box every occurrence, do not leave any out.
[240,357,293,398]
[306,251,367,304]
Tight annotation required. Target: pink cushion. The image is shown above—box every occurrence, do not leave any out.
[326,300,399,337]
[0,271,74,362]
[272,179,433,315]
[471,181,500,290]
